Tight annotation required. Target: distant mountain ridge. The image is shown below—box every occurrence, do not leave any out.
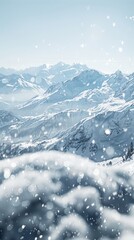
[0,63,89,102]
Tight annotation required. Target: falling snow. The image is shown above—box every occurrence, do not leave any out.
[0,1,134,239]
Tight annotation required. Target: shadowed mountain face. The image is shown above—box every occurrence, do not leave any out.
[0,63,133,161]
[0,151,134,240]
[48,103,134,161]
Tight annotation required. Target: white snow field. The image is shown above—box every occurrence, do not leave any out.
[0,151,134,240]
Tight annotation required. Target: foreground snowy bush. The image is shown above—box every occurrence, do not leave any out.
[0,151,134,240]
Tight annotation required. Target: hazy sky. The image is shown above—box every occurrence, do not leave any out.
[0,0,134,73]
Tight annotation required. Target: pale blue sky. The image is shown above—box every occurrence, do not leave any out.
[0,0,134,73]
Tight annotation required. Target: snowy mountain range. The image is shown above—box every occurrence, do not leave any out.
[0,63,88,104]
[0,63,133,161]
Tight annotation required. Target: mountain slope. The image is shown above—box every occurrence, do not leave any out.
[20,69,134,115]
[20,69,107,114]
[0,74,44,102]
[48,102,134,161]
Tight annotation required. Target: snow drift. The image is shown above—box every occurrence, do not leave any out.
[0,151,134,240]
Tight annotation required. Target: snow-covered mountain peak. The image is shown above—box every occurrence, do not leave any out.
[114,69,124,76]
